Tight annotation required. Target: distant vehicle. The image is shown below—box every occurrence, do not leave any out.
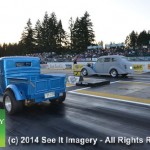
[0,56,66,115]
[81,55,134,77]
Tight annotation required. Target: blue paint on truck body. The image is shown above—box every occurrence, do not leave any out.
[0,56,66,102]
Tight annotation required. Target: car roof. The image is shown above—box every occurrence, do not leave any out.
[98,55,124,59]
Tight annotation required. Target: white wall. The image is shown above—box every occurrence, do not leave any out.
[41,61,150,73]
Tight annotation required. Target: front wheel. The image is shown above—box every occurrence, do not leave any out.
[3,90,24,115]
[110,69,118,78]
[81,68,88,76]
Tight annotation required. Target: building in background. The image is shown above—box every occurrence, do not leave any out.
[105,43,125,49]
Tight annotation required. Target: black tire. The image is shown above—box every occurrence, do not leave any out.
[50,98,58,104]
[110,69,118,78]
[59,92,66,103]
[122,74,128,78]
[50,92,66,104]
[81,68,88,76]
[3,90,23,115]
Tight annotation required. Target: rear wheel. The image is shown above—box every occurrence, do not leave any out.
[59,92,66,103]
[50,92,66,104]
[3,90,24,115]
[81,68,88,76]
[50,99,58,104]
[122,74,128,78]
[110,69,118,78]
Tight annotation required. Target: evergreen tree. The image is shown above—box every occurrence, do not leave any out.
[71,11,95,52]
[41,12,50,52]
[125,35,130,49]
[48,12,58,51]
[72,17,80,52]
[0,44,3,56]
[137,30,149,48]
[68,17,74,50]
[81,11,95,48]
[40,12,59,52]
[34,19,43,52]
[57,20,67,50]
[125,31,138,50]
[20,19,35,54]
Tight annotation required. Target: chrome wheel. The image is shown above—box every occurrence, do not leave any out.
[5,96,12,112]
[110,69,118,77]
[3,90,24,115]
[81,69,88,76]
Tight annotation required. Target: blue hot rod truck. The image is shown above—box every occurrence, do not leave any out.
[0,56,66,115]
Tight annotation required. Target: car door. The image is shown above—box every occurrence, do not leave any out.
[94,57,104,73]
[103,57,112,73]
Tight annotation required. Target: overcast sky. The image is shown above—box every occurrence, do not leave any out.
[0,0,150,45]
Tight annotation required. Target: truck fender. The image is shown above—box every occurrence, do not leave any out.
[5,84,26,101]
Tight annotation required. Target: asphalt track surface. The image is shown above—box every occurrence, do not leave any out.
[1,69,150,150]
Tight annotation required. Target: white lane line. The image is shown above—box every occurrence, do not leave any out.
[66,85,76,87]
[136,77,150,80]
[68,90,150,107]
[69,87,91,92]
[121,80,150,85]
[110,81,120,84]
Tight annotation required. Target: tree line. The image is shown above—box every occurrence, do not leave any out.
[0,11,95,56]
[0,11,150,57]
[125,30,150,50]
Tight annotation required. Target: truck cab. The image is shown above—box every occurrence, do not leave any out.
[0,56,66,115]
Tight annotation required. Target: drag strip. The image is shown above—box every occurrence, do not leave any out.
[1,70,150,150]
[1,92,150,150]
[68,79,150,106]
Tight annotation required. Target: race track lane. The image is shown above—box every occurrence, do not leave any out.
[1,92,150,150]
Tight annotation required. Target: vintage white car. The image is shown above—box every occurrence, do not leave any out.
[81,55,134,77]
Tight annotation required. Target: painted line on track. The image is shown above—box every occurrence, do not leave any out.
[66,83,76,87]
[110,81,120,84]
[119,80,150,86]
[68,90,150,107]
[68,80,150,106]
[128,80,150,85]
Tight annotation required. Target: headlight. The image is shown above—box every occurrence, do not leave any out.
[130,66,133,69]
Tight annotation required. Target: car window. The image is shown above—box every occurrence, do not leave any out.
[104,58,111,62]
[112,58,117,62]
[97,58,103,62]
[16,62,32,67]
[120,56,128,61]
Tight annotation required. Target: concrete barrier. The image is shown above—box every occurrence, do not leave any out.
[44,61,150,73]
